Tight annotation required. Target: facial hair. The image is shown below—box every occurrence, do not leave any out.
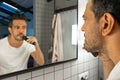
[83,27,103,54]
[13,33,24,41]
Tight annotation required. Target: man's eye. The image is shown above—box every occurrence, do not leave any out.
[22,26,26,29]
[16,26,20,29]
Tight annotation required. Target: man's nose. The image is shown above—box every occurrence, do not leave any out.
[19,28,24,33]
[81,25,85,31]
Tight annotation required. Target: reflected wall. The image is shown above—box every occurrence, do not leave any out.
[60,9,77,60]
[35,0,78,64]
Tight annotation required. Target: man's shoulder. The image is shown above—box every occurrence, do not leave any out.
[107,61,120,80]
[0,37,7,42]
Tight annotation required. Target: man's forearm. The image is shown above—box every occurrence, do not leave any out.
[31,42,45,66]
[35,43,44,65]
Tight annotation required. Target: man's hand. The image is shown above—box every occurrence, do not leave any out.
[26,36,38,45]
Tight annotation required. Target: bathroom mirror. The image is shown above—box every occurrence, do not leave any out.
[0,0,78,77]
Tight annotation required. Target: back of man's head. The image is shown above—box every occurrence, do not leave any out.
[91,0,120,25]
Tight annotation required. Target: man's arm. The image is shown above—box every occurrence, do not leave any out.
[26,36,44,65]
[31,42,44,66]
[98,53,115,79]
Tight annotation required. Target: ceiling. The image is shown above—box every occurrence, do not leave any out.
[0,0,33,26]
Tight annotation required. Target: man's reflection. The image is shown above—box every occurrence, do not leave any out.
[0,14,44,75]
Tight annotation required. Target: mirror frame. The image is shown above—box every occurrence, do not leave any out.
[0,0,78,79]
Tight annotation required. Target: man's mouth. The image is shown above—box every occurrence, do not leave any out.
[17,33,24,37]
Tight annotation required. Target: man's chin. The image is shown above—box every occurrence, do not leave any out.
[82,47,98,57]
[82,46,90,52]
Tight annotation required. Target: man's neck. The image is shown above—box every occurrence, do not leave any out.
[8,36,23,48]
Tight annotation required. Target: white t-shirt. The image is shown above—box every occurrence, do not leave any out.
[107,61,120,80]
[0,37,35,75]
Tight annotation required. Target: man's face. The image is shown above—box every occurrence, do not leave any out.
[9,20,27,41]
[81,1,103,53]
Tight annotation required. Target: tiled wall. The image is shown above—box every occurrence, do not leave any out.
[2,56,98,80]
[1,0,100,80]
[34,0,54,64]
[0,26,9,39]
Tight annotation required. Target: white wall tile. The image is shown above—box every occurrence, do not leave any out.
[84,62,89,71]
[64,62,71,68]
[55,70,63,80]
[89,69,94,78]
[64,67,71,79]
[71,60,77,66]
[71,65,77,76]
[32,75,43,80]
[77,51,84,64]
[78,63,84,73]
[55,64,63,71]
[32,69,44,77]
[44,66,54,74]
[2,76,16,80]
[64,77,71,80]
[71,75,78,80]
[44,72,54,80]
[17,72,31,80]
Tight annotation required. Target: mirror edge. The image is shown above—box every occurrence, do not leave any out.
[0,0,78,79]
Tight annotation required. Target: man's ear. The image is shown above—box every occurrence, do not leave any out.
[8,27,12,34]
[100,13,115,36]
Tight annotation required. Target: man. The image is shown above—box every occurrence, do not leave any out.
[0,14,44,75]
[81,0,120,79]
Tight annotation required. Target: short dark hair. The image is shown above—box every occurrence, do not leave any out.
[9,14,27,27]
[92,0,120,25]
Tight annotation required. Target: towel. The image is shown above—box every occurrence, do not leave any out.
[52,13,63,63]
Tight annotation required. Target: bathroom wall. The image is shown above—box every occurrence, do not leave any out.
[0,25,9,39]
[1,0,99,80]
[34,0,54,64]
